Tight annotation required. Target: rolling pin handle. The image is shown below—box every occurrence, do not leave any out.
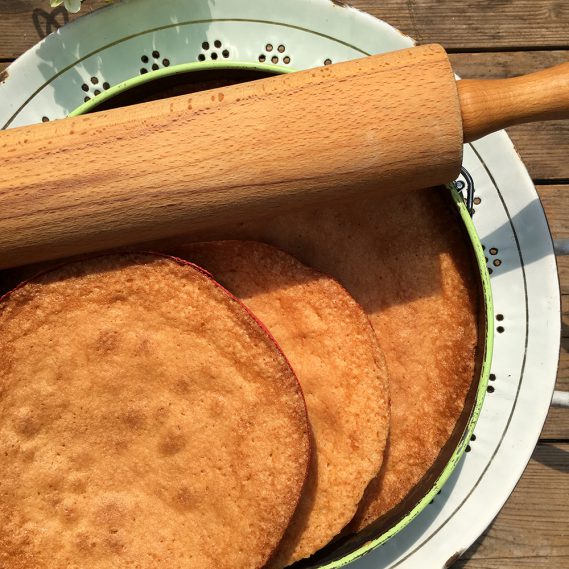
[458,61,569,143]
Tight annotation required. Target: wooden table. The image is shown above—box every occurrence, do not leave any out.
[1,1,567,567]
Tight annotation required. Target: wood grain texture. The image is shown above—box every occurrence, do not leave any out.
[0,44,463,269]
[348,0,569,50]
[541,336,569,440]
[457,562,569,569]
[538,185,569,239]
[1,1,568,60]
[458,61,569,142]
[557,258,569,295]
[457,443,569,567]
[451,52,569,180]
[450,51,569,79]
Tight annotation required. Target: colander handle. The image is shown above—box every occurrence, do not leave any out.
[458,61,569,143]
[552,391,569,408]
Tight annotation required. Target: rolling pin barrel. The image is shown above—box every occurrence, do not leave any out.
[0,44,462,269]
[0,43,568,269]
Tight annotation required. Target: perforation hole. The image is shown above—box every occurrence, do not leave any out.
[41,116,50,122]
[487,385,495,393]
[493,259,502,267]
[140,50,170,73]
[497,326,505,334]
[81,76,110,99]
[496,314,504,321]
[489,373,496,381]
[261,42,290,65]
[465,445,471,453]
[324,58,332,65]
[470,434,476,441]
[200,40,227,61]
[489,247,498,255]
[473,197,481,205]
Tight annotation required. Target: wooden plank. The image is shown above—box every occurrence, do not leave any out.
[537,185,569,240]
[449,51,569,79]
[349,0,569,50]
[558,258,569,296]
[0,62,8,83]
[502,125,569,182]
[450,52,569,181]
[456,562,568,568]
[0,0,108,60]
[563,295,569,337]
[541,336,569,440]
[2,1,569,60]
[456,443,569,567]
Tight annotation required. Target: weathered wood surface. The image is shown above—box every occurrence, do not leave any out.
[458,443,569,568]
[352,0,569,50]
[0,2,567,568]
[1,1,569,58]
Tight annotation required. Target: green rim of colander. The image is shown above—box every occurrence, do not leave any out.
[69,61,494,567]
[322,183,494,568]
[68,60,293,117]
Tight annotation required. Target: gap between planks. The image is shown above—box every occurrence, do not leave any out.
[2,0,567,54]
[0,2,568,57]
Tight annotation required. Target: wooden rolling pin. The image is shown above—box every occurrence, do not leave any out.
[1,43,568,269]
